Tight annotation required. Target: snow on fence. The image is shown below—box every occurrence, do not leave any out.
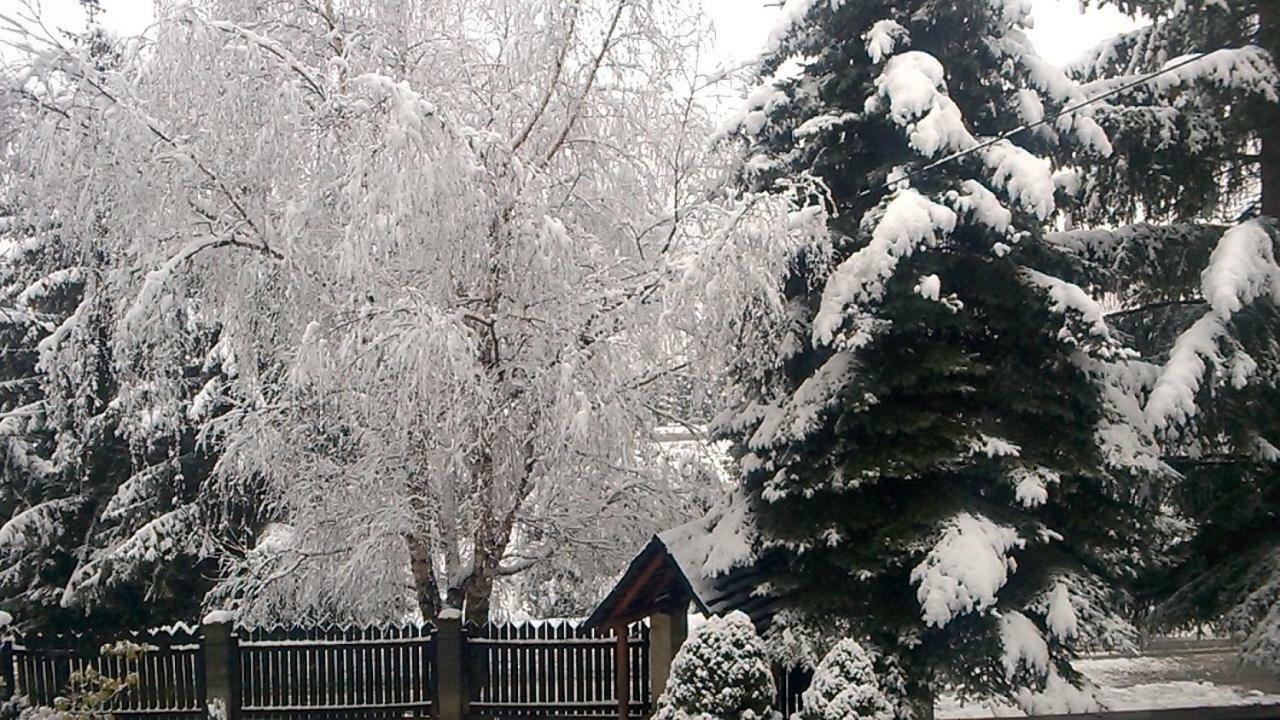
[5,624,1280,720]
[466,620,649,719]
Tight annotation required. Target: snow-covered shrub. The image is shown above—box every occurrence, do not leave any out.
[1,696,27,720]
[14,642,147,720]
[797,640,893,720]
[652,611,777,720]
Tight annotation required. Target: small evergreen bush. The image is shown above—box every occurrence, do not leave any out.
[797,640,893,720]
[652,611,777,720]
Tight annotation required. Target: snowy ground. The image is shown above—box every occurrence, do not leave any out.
[939,642,1280,717]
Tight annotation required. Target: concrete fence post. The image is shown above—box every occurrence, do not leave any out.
[648,604,688,702]
[0,637,13,702]
[202,613,239,720]
[435,610,464,720]
[0,611,11,702]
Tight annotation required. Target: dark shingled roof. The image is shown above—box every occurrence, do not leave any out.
[583,500,780,631]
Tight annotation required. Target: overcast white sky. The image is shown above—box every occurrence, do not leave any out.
[704,0,1141,67]
[21,0,1140,69]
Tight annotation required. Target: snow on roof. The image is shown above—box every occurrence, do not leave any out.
[585,488,770,630]
[657,490,757,604]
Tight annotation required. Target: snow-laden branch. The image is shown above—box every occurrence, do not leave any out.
[1081,46,1280,103]
[1146,220,1280,429]
[204,19,328,101]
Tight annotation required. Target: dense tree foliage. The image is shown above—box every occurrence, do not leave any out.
[1060,0,1280,670]
[0,0,819,626]
[714,0,1152,714]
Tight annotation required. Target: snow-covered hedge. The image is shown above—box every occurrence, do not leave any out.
[652,611,777,720]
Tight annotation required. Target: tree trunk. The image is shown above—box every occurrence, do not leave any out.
[457,427,533,625]
[904,681,935,720]
[1261,0,1280,218]
[463,569,496,625]
[405,532,441,620]
[461,498,511,625]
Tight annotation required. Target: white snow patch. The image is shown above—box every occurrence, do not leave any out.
[981,141,1056,220]
[1000,610,1050,680]
[1015,89,1045,127]
[765,0,848,55]
[1015,669,1101,715]
[915,274,941,302]
[970,435,1022,458]
[660,489,757,602]
[1146,313,1226,431]
[1145,221,1279,430]
[749,352,856,449]
[1201,220,1280,319]
[910,512,1023,627]
[866,52,978,158]
[16,268,83,305]
[864,19,909,64]
[1046,582,1079,640]
[202,609,234,624]
[1152,47,1280,103]
[952,180,1013,234]
[1010,466,1057,508]
[1021,268,1118,350]
[813,189,957,347]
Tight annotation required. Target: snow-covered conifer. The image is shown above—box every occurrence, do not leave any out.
[1058,0,1280,670]
[0,17,254,631]
[715,0,1144,713]
[797,639,894,720]
[652,611,776,720]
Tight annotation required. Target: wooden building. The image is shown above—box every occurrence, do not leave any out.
[583,497,797,715]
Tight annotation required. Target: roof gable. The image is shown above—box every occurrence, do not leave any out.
[584,493,779,630]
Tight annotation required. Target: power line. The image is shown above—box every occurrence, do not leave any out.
[861,48,1230,198]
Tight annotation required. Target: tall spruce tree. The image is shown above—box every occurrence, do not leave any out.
[1054,1,1280,669]
[0,188,245,633]
[0,11,259,632]
[715,0,1155,714]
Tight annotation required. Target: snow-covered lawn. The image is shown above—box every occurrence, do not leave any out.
[938,647,1280,717]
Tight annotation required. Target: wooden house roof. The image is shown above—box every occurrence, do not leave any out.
[584,496,780,631]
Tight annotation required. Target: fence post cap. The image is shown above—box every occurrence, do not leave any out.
[202,610,235,626]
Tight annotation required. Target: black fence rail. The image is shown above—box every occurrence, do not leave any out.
[466,621,648,719]
[10,625,204,718]
[237,623,436,719]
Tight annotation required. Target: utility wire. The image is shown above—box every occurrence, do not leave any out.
[862,48,1232,198]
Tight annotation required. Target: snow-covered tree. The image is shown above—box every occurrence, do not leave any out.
[714,0,1150,714]
[1,0,817,624]
[652,611,777,720]
[0,11,255,632]
[1053,0,1280,670]
[1070,0,1278,220]
[798,639,895,720]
